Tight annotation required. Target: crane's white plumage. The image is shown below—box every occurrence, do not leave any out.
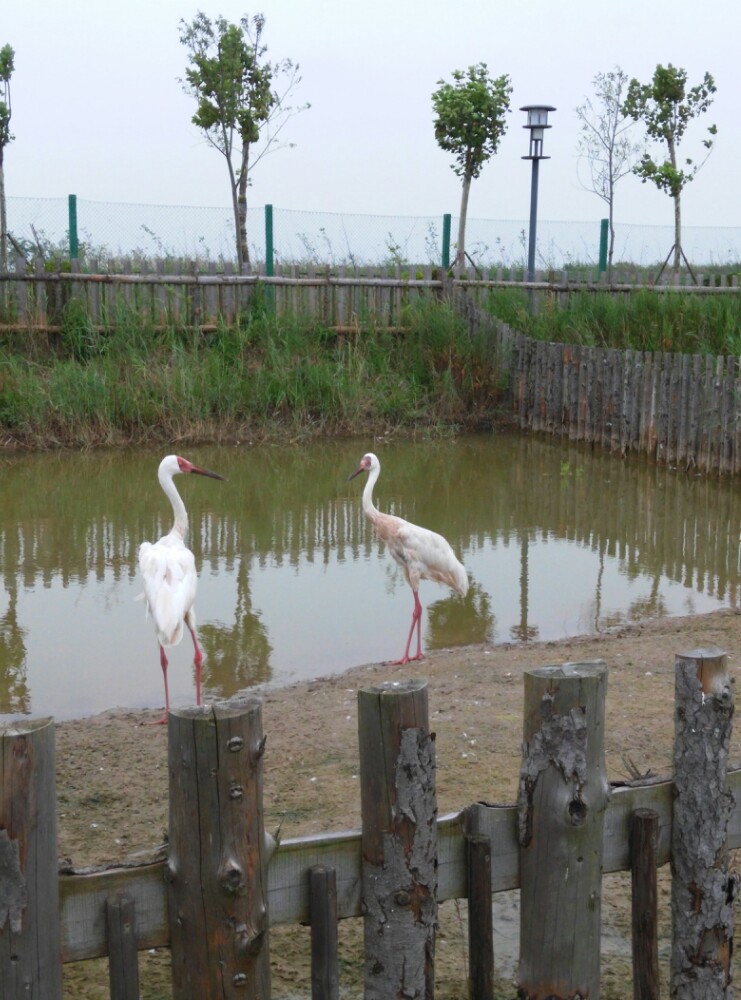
[348,452,468,664]
[138,454,224,723]
[139,533,198,649]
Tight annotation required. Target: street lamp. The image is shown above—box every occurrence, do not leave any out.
[521,104,555,282]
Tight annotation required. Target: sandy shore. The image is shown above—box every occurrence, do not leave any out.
[56,607,741,998]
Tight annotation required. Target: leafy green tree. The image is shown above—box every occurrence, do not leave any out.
[0,44,15,273]
[432,64,512,268]
[179,12,307,269]
[623,64,716,274]
[576,67,644,272]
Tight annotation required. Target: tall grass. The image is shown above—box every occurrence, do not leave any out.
[0,298,505,448]
[487,288,741,356]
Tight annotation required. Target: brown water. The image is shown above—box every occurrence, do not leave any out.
[0,433,737,721]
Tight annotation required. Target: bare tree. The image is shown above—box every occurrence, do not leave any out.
[575,67,643,272]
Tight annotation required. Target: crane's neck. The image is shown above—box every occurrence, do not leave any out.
[362,464,381,524]
[161,470,189,539]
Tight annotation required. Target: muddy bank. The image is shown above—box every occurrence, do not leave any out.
[57,608,741,998]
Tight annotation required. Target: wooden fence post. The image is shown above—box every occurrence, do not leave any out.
[631,808,660,1000]
[357,679,437,1000]
[106,891,140,1000]
[671,647,736,999]
[517,661,610,1000]
[466,833,494,1000]
[0,717,62,999]
[309,864,339,1000]
[166,700,271,1000]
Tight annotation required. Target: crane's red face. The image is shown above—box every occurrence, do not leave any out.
[176,456,226,481]
[347,454,372,481]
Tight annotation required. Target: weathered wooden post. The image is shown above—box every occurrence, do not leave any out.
[517,661,610,1000]
[309,864,339,1000]
[631,809,660,1000]
[671,647,736,999]
[466,833,494,1000]
[106,892,140,1000]
[166,700,271,999]
[357,679,437,1000]
[0,718,63,999]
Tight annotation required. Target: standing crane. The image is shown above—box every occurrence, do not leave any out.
[348,452,468,664]
[138,454,225,723]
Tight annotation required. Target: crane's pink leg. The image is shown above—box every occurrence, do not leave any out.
[186,620,203,706]
[144,645,170,725]
[390,591,425,665]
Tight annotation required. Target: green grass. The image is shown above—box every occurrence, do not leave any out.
[486,287,741,355]
[0,297,505,448]
[3,285,738,449]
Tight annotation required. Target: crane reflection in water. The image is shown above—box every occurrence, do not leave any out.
[0,435,737,721]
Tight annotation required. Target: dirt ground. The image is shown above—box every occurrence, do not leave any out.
[57,607,741,999]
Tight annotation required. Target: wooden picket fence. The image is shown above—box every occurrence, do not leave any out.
[1,256,741,334]
[452,291,741,477]
[490,322,740,477]
[0,257,740,474]
[0,257,443,333]
[0,649,737,999]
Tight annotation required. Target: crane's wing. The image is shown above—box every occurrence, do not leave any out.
[395,521,468,597]
[138,537,198,647]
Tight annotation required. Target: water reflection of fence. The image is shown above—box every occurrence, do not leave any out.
[1,441,739,606]
[3,655,737,998]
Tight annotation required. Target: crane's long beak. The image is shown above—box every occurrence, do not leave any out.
[187,462,226,481]
[347,464,365,482]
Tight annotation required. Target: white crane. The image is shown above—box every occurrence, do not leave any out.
[138,454,224,723]
[348,452,468,664]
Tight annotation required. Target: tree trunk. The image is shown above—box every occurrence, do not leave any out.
[673,191,682,274]
[456,173,472,268]
[226,154,243,271]
[237,141,251,270]
[668,135,681,274]
[230,188,242,270]
[608,200,615,273]
[0,153,6,273]
[607,146,615,273]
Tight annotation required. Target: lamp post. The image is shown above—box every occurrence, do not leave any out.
[521,104,555,283]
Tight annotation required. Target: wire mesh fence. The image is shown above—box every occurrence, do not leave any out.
[7,196,741,270]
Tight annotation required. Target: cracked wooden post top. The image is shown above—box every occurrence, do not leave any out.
[357,677,436,1000]
[0,715,62,998]
[676,645,732,701]
[167,694,270,998]
[518,659,609,1000]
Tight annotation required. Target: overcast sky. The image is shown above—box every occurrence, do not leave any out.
[4,0,739,230]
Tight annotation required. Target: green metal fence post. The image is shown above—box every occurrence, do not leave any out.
[598,218,608,273]
[442,213,451,270]
[68,194,79,260]
[265,204,274,277]
[264,203,275,314]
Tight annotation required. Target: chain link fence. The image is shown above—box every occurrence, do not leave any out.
[7,195,741,270]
